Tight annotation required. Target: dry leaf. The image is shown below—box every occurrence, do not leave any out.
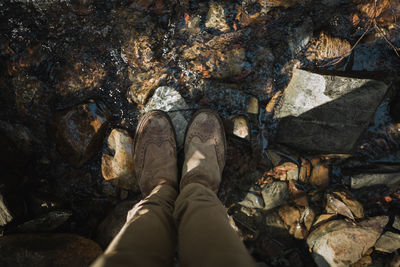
[326,193,355,220]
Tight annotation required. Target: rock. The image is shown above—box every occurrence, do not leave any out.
[375,231,400,253]
[274,69,389,153]
[272,162,299,181]
[261,181,289,211]
[313,214,337,228]
[305,32,351,62]
[128,68,168,105]
[96,201,136,248]
[351,172,400,189]
[101,129,138,192]
[393,215,400,231]
[246,96,259,115]
[321,0,352,6]
[0,121,33,169]
[307,216,388,267]
[205,2,230,32]
[238,192,264,209]
[288,18,313,56]
[309,158,330,188]
[121,36,155,70]
[143,86,189,147]
[301,207,315,231]
[0,194,13,227]
[0,233,102,267]
[232,116,250,140]
[264,211,293,244]
[15,211,72,233]
[299,158,311,183]
[55,101,110,167]
[278,205,300,232]
[288,180,308,207]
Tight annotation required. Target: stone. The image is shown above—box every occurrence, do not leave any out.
[205,2,230,32]
[238,192,264,209]
[96,201,136,248]
[307,216,388,267]
[278,205,300,231]
[15,211,72,233]
[143,86,189,147]
[288,18,313,56]
[393,215,400,231]
[0,194,13,227]
[55,101,110,167]
[261,181,289,211]
[274,69,389,153]
[0,233,102,267]
[264,211,293,244]
[101,129,138,192]
[288,180,308,207]
[309,158,330,188]
[246,96,259,115]
[313,214,337,227]
[375,231,400,253]
[273,162,299,181]
[232,116,250,140]
[306,32,351,62]
[351,172,400,189]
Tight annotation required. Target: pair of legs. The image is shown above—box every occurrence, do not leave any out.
[92,110,256,267]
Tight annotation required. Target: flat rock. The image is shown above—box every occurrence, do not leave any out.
[0,194,13,227]
[351,172,400,189]
[96,201,136,248]
[0,233,102,267]
[393,215,400,231]
[307,216,388,267]
[274,69,389,153]
[101,129,138,192]
[55,101,110,167]
[143,86,189,147]
[375,231,400,253]
[261,181,289,211]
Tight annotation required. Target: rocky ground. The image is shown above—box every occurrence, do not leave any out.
[0,0,400,266]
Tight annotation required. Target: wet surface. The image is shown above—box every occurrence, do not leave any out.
[1,0,400,265]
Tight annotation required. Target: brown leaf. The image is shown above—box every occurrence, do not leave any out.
[301,207,315,231]
[312,214,337,228]
[265,91,282,113]
[326,193,355,220]
[309,158,330,188]
[278,205,300,229]
[333,190,364,219]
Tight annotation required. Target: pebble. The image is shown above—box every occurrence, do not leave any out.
[232,116,250,140]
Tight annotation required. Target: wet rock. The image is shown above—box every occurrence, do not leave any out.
[375,231,400,253]
[0,121,33,169]
[261,181,289,211]
[238,191,264,209]
[0,233,102,267]
[232,115,250,140]
[0,194,13,227]
[274,69,389,153]
[273,162,299,181]
[143,86,189,147]
[351,172,400,189]
[96,201,136,248]
[305,32,351,62]
[393,215,400,231]
[205,2,230,32]
[15,211,72,233]
[307,216,388,267]
[101,129,138,192]
[122,36,155,70]
[321,0,352,6]
[55,101,110,167]
[128,68,168,105]
[288,18,313,56]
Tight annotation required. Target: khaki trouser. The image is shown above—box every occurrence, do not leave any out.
[92,183,256,267]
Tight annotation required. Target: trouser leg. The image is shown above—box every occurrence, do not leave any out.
[174,183,256,267]
[91,184,177,267]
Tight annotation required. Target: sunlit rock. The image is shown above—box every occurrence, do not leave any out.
[307,216,388,267]
[375,231,400,253]
[55,101,110,167]
[143,86,189,147]
[101,129,138,192]
[205,2,230,32]
[274,69,389,153]
[232,115,250,140]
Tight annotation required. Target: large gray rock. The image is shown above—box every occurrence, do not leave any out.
[351,172,400,189]
[375,231,400,253]
[0,233,102,267]
[307,216,388,267]
[143,86,189,147]
[274,69,389,153]
[261,181,289,211]
[0,194,13,227]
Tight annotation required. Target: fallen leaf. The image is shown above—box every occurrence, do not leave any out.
[312,214,336,227]
[333,190,364,219]
[309,158,330,188]
[265,90,282,113]
[289,180,308,207]
[326,193,355,221]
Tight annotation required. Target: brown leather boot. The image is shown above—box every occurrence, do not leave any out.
[180,109,226,193]
[134,110,178,196]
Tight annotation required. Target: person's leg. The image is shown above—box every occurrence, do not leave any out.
[175,110,256,267]
[92,111,179,267]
